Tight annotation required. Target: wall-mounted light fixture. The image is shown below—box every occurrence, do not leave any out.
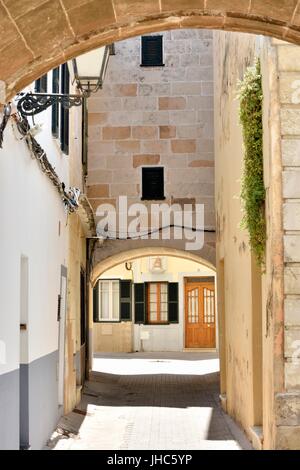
[16,45,112,118]
[70,45,111,97]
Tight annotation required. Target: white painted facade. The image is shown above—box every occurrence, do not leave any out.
[0,81,69,373]
[0,68,82,449]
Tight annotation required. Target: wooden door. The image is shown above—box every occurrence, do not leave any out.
[185,279,216,348]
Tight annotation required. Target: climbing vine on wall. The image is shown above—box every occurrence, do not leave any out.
[238,58,266,266]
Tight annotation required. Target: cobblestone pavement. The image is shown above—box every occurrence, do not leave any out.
[46,352,252,450]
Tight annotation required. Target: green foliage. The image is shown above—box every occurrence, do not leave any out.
[238,58,266,266]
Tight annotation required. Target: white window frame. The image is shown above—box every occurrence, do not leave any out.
[98,280,120,322]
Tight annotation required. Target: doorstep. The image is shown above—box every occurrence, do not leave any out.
[183,348,217,352]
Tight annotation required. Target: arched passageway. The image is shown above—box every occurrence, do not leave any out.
[91,246,216,285]
[1,1,300,101]
[0,0,299,452]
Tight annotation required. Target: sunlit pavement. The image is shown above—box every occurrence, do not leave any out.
[46,352,252,450]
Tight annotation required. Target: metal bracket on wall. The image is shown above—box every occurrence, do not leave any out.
[16,92,83,117]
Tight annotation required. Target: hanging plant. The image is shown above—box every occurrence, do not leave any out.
[238,58,266,266]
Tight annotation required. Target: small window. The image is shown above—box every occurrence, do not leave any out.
[35,74,48,93]
[141,36,164,67]
[142,167,165,200]
[147,282,168,324]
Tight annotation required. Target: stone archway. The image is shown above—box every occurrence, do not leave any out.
[91,245,216,286]
[1,1,300,102]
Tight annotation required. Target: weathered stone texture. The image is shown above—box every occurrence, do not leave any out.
[87,30,215,231]
[4,0,300,101]
[275,393,300,426]
[284,298,300,326]
[285,363,300,391]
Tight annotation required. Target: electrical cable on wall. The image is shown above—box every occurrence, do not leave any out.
[12,112,80,214]
[95,224,216,240]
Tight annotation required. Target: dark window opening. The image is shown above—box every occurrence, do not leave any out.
[141,36,164,67]
[51,67,60,138]
[35,74,48,93]
[142,167,165,200]
[60,63,69,155]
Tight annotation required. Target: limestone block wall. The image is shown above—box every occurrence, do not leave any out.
[276,40,300,447]
[87,29,215,249]
[277,42,300,392]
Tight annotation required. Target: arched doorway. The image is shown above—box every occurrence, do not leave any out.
[90,247,216,355]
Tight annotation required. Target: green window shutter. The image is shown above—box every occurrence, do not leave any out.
[93,280,99,322]
[168,282,179,323]
[134,283,146,324]
[120,280,132,321]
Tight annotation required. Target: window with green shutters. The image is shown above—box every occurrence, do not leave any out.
[120,280,132,321]
[134,283,146,324]
[168,283,179,323]
[93,279,132,322]
[134,282,179,324]
[93,280,179,324]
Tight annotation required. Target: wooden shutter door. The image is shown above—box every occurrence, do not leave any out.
[134,283,146,323]
[120,280,132,321]
[168,282,179,323]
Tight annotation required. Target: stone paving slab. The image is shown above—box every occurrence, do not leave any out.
[46,352,252,450]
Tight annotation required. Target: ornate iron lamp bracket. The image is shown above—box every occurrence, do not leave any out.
[16,92,84,117]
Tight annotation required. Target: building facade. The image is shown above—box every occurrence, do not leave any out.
[93,254,216,353]
[0,63,93,449]
[87,30,217,355]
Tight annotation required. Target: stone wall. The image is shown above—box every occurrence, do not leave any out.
[276,39,300,448]
[87,29,215,227]
[214,31,300,450]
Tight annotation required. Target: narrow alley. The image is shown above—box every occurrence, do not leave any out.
[1,1,300,453]
[46,353,251,450]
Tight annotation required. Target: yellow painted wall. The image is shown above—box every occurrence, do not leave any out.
[214,32,288,449]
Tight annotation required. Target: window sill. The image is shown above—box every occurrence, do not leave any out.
[140,64,165,67]
[141,196,166,201]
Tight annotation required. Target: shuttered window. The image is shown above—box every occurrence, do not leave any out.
[168,283,179,323]
[120,280,132,321]
[141,36,164,67]
[60,63,69,155]
[134,282,179,324]
[134,283,146,323]
[52,67,60,138]
[35,74,48,93]
[142,167,165,200]
[93,279,132,322]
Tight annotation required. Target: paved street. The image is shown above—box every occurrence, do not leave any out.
[46,352,252,450]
